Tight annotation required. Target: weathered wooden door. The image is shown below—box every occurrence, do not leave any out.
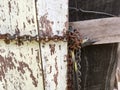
[0,0,68,90]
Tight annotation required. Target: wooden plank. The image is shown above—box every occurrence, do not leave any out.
[36,0,68,37]
[69,17,120,45]
[0,0,11,34]
[0,0,44,90]
[36,0,68,89]
[9,0,38,36]
[40,41,67,90]
[0,41,44,90]
[81,43,118,90]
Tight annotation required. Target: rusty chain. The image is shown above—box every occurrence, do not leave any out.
[0,26,95,90]
[67,26,96,90]
[0,27,83,46]
[0,33,67,45]
[67,26,82,90]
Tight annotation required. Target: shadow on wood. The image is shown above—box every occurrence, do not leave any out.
[81,43,118,90]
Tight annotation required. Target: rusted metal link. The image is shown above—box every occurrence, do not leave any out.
[0,33,67,45]
[66,26,83,90]
[0,26,83,89]
[0,26,83,47]
[67,53,74,90]
[68,26,83,50]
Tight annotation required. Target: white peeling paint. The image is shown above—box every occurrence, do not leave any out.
[37,0,68,36]
[37,0,68,90]
[0,0,11,34]
[10,0,38,36]
[0,0,69,90]
[0,40,44,90]
[41,41,68,90]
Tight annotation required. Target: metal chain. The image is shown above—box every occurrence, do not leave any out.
[0,26,95,90]
[67,26,96,90]
[75,49,82,89]
[67,26,82,90]
[0,33,67,45]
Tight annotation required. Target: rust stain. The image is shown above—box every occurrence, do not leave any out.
[32,18,35,23]
[26,17,31,24]
[49,66,52,74]
[4,39,10,44]
[20,53,23,57]
[9,51,14,56]
[0,32,68,43]
[44,56,48,62]
[23,22,26,29]
[40,13,53,37]
[53,57,58,88]
[0,55,15,81]
[28,19,31,24]
[59,45,61,50]
[14,58,17,63]
[15,25,20,35]
[31,48,33,55]
[16,3,19,15]
[0,51,39,87]
[49,44,55,55]
[17,61,38,87]
[36,51,42,74]
[8,1,11,15]
[36,53,39,62]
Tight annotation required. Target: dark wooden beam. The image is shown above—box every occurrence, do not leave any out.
[70,17,120,45]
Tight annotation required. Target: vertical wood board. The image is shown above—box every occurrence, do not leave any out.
[0,41,44,90]
[0,0,44,90]
[41,41,68,90]
[0,0,38,36]
[36,0,68,36]
[37,0,69,90]
[0,0,11,34]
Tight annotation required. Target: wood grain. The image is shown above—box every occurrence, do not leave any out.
[70,17,120,45]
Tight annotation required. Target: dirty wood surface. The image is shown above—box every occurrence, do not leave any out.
[70,17,120,45]
[81,43,118,90]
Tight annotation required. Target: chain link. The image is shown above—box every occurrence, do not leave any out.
[67,26,83,90]
[75,49,82,89]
